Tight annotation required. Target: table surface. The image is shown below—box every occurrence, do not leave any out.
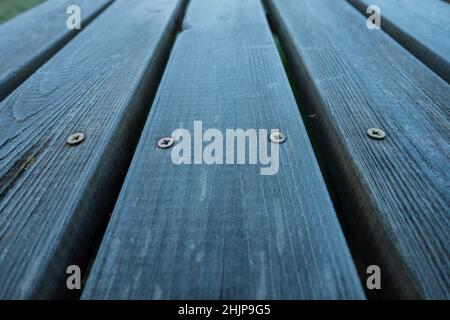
[0,0,448,300]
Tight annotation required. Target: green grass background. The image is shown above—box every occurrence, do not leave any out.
[0,0,45,24]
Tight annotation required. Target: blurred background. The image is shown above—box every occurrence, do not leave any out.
[0,0,45,24]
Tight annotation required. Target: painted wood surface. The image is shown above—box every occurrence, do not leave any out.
[266,0,450,299]
[82,0,365,300]
[0,0,113,101]
[348,0,450,83]
[0,0,186,299]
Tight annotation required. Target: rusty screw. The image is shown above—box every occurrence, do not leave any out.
[367,128,386,140]
[67,132,85,145]
[157,137,175,149]
[269,131,287,144]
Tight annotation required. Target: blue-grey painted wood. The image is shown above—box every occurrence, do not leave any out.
[0,0,186,299]
[82,0,365,300]
[348,0,450,83]
[266,0,450,299]
[0,0,113,102]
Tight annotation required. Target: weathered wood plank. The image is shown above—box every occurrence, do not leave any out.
[265,0,450,299]
[348,0,450,83]
[0,0,113,101]
[82,0,365,300]
[0,0,186,299]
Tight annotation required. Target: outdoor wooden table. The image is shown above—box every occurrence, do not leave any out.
[0,0,448,300]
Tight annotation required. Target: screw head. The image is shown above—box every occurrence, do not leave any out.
[67,132,85,145]
[367,128,386,140]
[157,137,175,149]
[269,131,287,144]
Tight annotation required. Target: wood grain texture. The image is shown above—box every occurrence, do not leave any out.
[348,0,450,83]
[266,0,450,299]
[0,0,113,101]
[0,0,186,299]
[82,0,365,300]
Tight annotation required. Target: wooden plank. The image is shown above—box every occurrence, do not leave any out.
[348,0,450,83]
[265,0,450,299]
[0,0,186,299]
[0,0,113,101]
[82,0,365,300]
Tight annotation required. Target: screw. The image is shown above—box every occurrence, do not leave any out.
[269,131,287,144]
[367,128,386,140]
[67,132,85,145]
[157,137,175,149]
